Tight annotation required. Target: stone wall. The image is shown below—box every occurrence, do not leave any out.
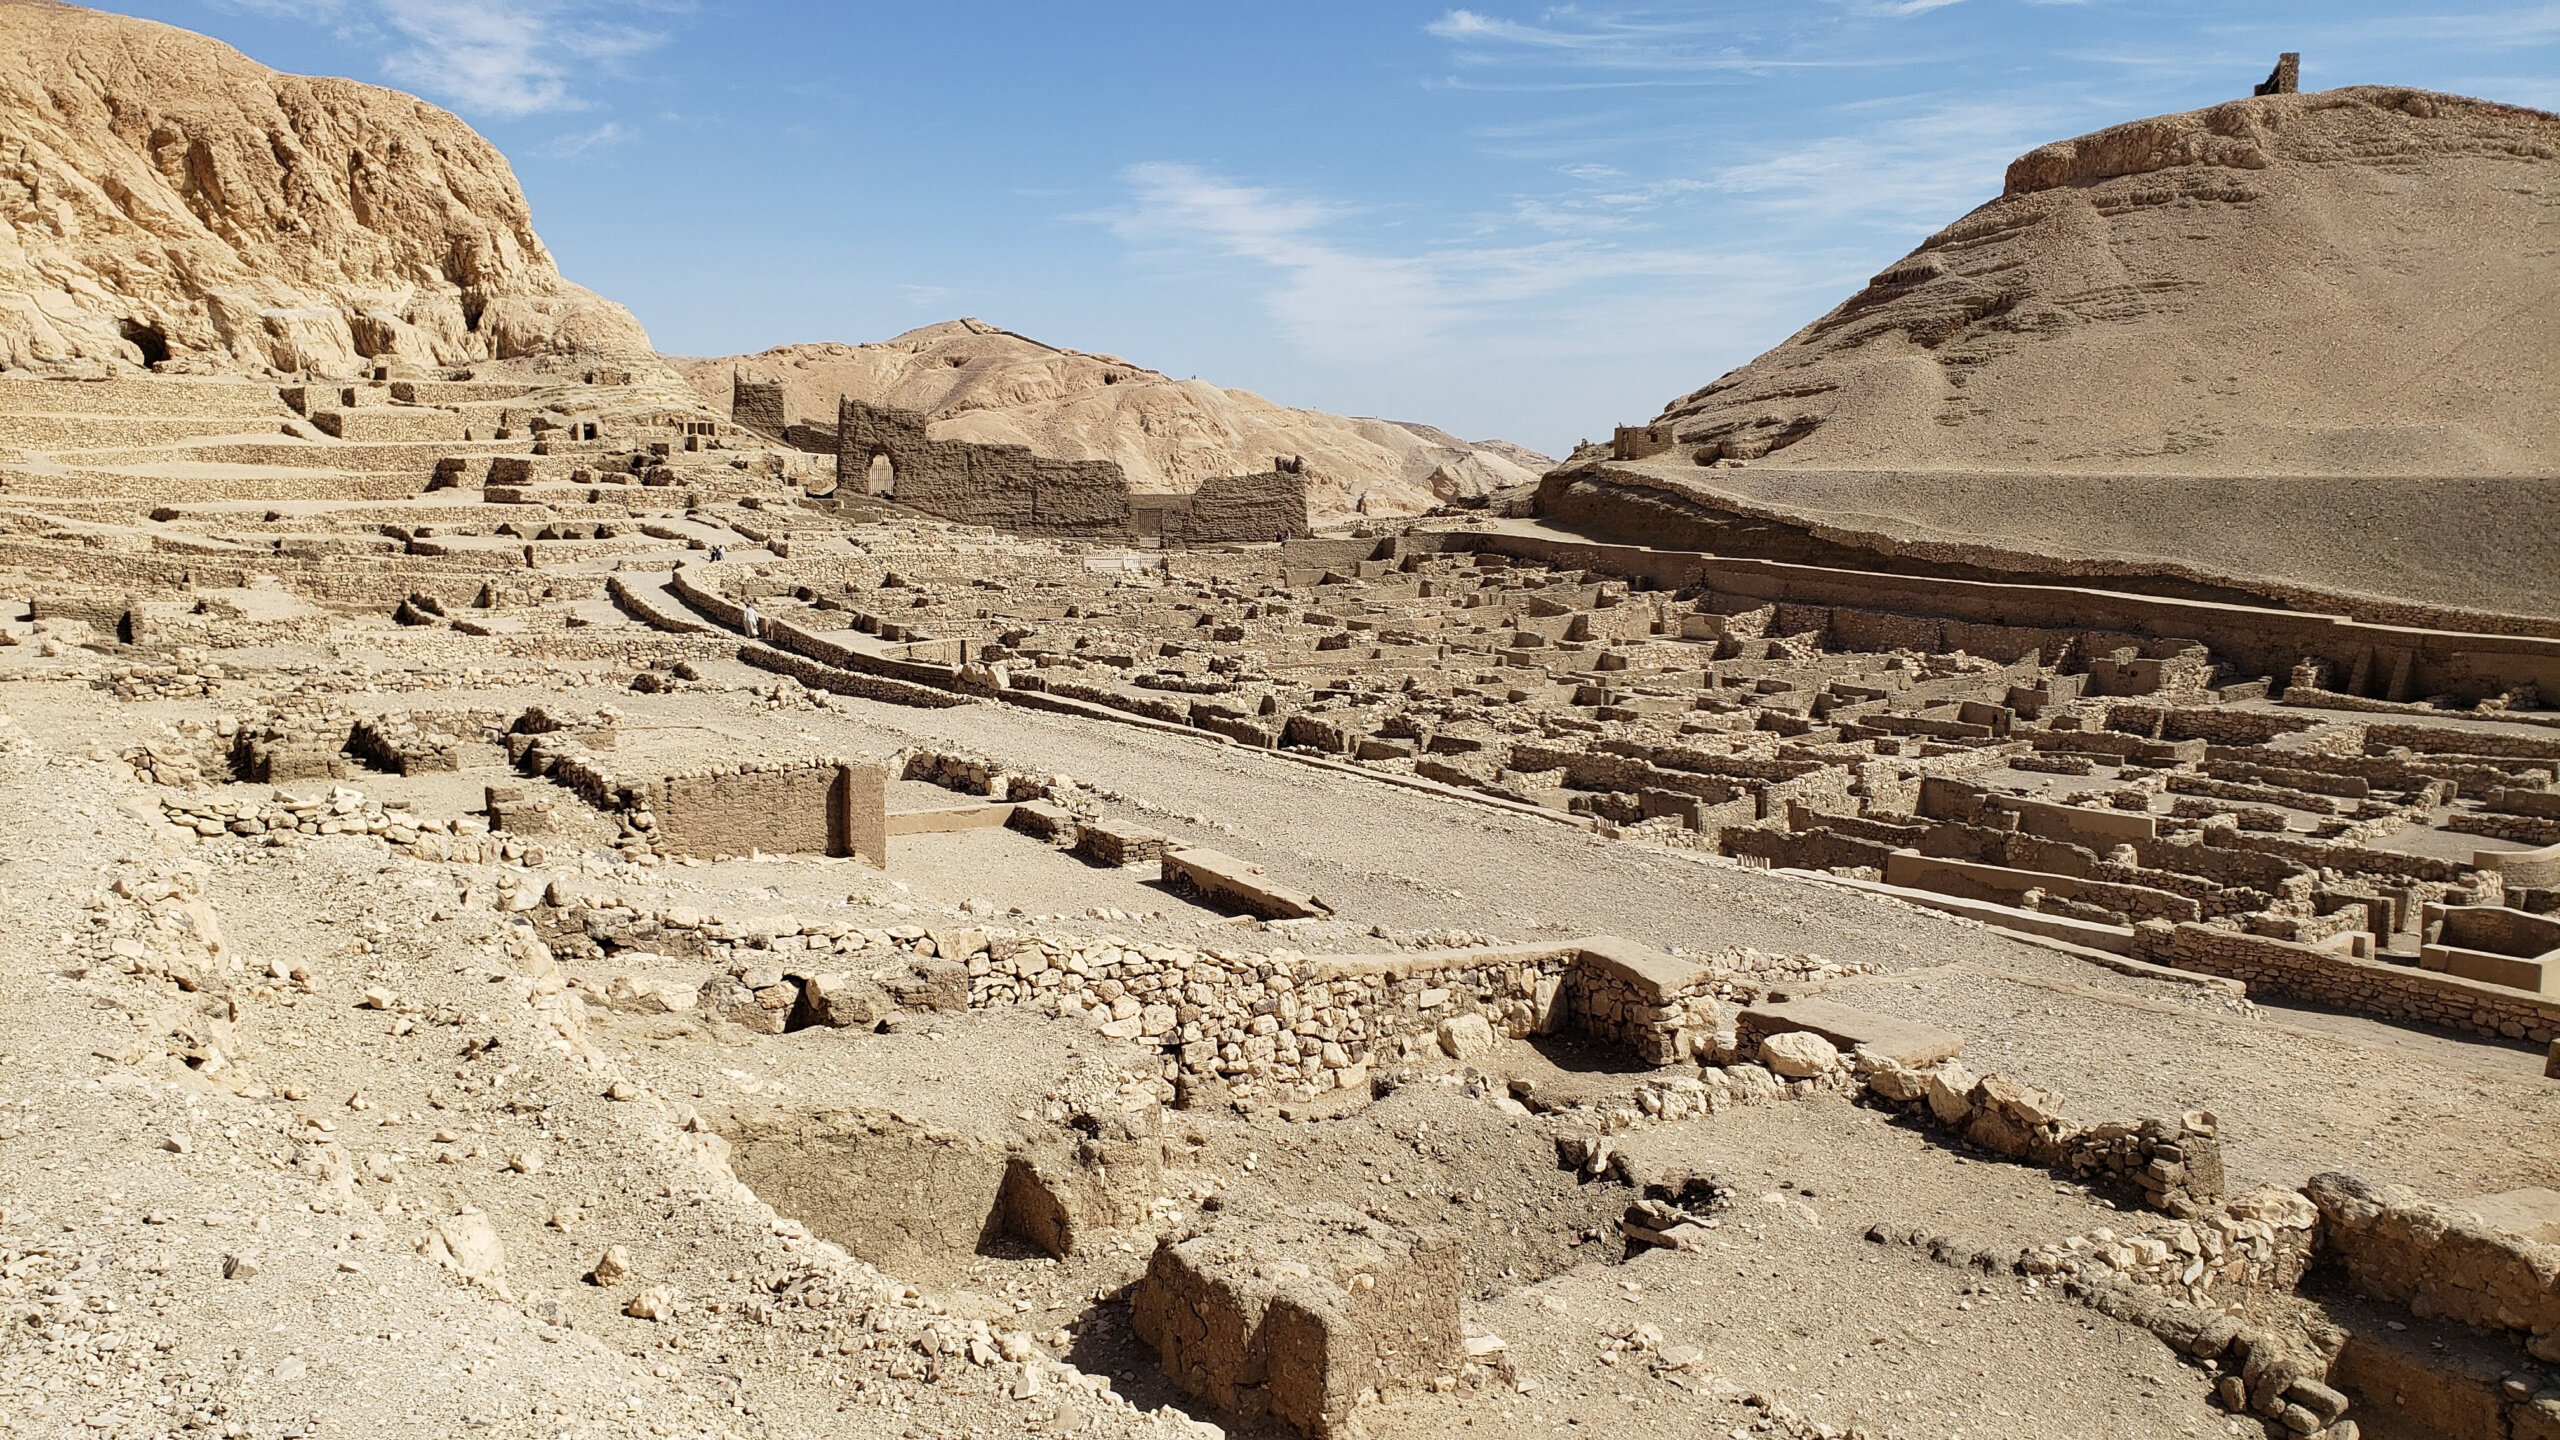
[2134,920,2560,1043]
[2306,1171,2560,1363]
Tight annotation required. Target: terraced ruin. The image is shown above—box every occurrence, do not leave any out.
[3,329,2559,1440]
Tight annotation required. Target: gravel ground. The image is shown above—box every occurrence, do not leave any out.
[2,658,2546,1440]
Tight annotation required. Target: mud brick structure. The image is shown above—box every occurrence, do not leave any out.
[833,397,1310,545]
[632,760,886,863]
[729,370,789,439]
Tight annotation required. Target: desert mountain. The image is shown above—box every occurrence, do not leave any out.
[1644,87,2558,477]
[0,0,653,378]
[672,321,1552,518]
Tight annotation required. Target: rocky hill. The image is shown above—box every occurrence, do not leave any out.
[1547,86,2560,621]
[0,0,654,378]
[1642,87,2558,476]
[673,321,1551,518]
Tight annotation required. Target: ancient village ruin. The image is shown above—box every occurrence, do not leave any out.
[1,10,2557,1440]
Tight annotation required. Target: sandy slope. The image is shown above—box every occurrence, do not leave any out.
[1646,87,2558,477]
[672,320,1551,518]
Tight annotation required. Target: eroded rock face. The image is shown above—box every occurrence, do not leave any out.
[0,2,654,377]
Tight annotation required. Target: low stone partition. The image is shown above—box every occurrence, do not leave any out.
[1854,1051,2228,1216]
[2307,1172,2560,1364]
[1130,1204,1460,1438]
[740,640,973,709]
[1568,936,1729,1065]
[2133,920,2560,1044]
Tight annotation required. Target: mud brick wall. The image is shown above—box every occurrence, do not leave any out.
[836,398,1133,538]
[1177,468,1312,544]
[2306,1172,2560,1361]
[636,761,885,864]
[2134,921,2560,1043]
[729,373,788,437]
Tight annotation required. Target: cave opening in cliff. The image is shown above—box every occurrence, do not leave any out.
[120,320,169,367]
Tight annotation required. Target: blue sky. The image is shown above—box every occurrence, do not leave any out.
[108,1,2560,454]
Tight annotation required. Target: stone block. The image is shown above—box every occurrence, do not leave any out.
[798,972,890,1029]
[1436,1013,1496,1060]
[1759,1029,1841,1078]
[885,958,969,1013]
[1572,935,1712,1004]
[1162,847,1331,920]
[1130,1205,1459,1437]
[1738,997,1964,1068]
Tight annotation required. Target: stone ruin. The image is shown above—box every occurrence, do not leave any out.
[0,301,2555,1440]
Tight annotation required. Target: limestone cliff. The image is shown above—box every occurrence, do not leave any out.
[1641,87,2559,477]
[674,321,1552,519]
[0,1,654,378]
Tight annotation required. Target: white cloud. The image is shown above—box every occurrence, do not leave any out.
[211,0,348,17]
[217,0,681,117]
[1110,164,1454,359]
[541,121,630,157]
[381,0,581,114]
[1421,4,1957,85]
[1105,162,1792,368]
[1714,99,2063,226]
